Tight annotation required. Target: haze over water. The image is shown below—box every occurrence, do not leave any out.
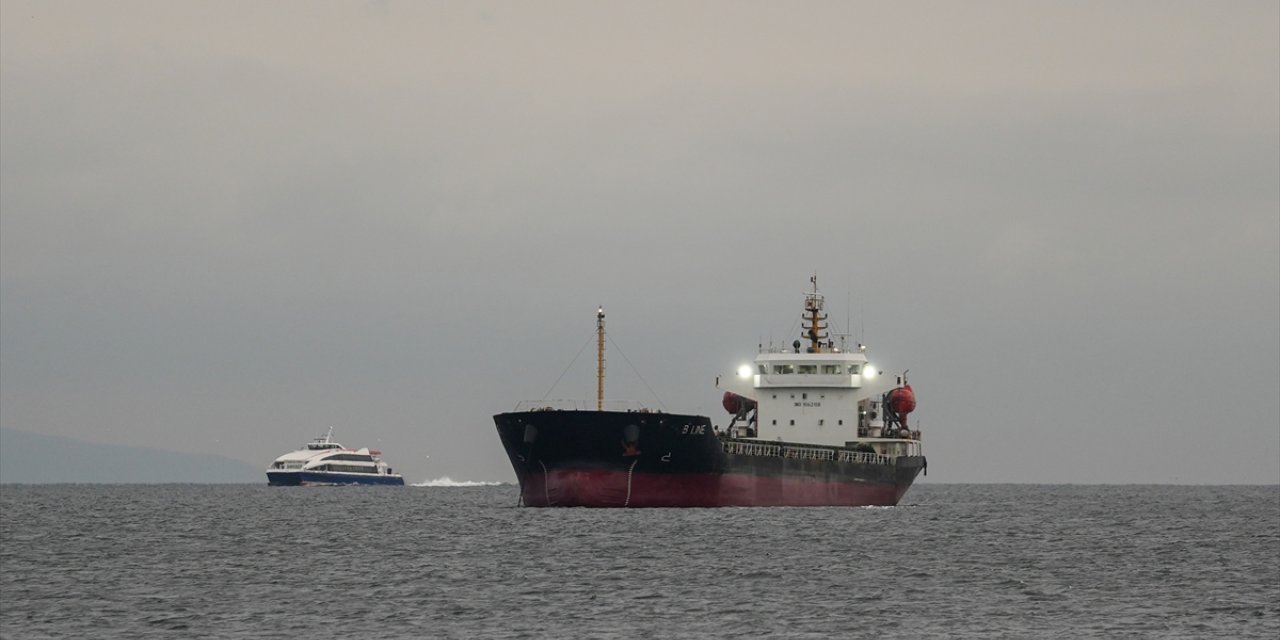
[2,484,1276,639]
[2,1,1277,486]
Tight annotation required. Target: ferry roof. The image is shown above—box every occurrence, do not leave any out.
[271,446,374,463]
[273,449,340,463]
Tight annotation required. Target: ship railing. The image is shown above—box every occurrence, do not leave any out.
[836,450,893,465]
[781,445,836,461]
[721,440,893,466]
[722,441,784,458]
[513,399,659,413]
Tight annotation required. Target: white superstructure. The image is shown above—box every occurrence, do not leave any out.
[717,277,923,458]
[266,427,402,483]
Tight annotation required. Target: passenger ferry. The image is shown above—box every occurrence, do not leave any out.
[266,428,404,486]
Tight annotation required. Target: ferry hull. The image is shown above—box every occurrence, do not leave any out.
[266,471,405,486]
[495,410,924,508]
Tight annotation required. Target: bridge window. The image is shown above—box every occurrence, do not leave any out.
[773,365,796,374]
[797,365,816,374]
[848,365,860,374]
[821,364,840,374]
[328,454,373,462]
[758,365,767,374]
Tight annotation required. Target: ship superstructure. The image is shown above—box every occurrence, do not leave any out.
[717,277,923,459]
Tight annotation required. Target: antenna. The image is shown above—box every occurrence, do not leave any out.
[846,287,852,336]
[859,298,865,344]
[842,285,852,350]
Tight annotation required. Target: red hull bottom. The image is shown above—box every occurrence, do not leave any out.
[519,469,908,508]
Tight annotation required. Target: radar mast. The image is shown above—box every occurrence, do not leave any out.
[803,275,829,353]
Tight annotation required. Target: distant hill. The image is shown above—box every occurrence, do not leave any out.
[0,427,261,483]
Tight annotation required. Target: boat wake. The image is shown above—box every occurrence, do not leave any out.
[413,476,505,487]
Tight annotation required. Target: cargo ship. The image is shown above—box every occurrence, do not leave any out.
[493,277,926,507]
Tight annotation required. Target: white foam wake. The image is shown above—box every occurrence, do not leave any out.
[412,476,504,487]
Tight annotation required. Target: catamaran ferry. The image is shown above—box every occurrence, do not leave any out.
[266,428,404,486]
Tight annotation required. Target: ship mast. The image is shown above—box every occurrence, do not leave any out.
[803,275,828,353]
[596,306,606,411]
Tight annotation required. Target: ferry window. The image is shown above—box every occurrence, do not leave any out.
[798,365,816,374]
[758,365,767,374]
[771,420,777,425]
[789,420,795,426]
[849,365,860,374]
[802,393,807,400]
[838,420,843,426]
[819,419,825,426]
[821,365,840,374]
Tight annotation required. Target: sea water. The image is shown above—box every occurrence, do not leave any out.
[1,484,1276,639]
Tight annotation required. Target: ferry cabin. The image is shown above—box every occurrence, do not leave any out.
[268,451,388,475]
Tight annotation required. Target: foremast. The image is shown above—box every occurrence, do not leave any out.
[596,306,606,411]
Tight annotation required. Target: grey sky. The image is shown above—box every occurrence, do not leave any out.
[2,1,1277,484]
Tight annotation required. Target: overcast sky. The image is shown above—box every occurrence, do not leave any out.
[2,1,1277,484]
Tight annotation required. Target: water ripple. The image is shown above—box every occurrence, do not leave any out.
[1,484,1276,639]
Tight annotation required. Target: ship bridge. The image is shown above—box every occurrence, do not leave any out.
[719,346,884,449]
[750,349,870,389]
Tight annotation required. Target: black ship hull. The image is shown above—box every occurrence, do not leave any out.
[494,410,924,507]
